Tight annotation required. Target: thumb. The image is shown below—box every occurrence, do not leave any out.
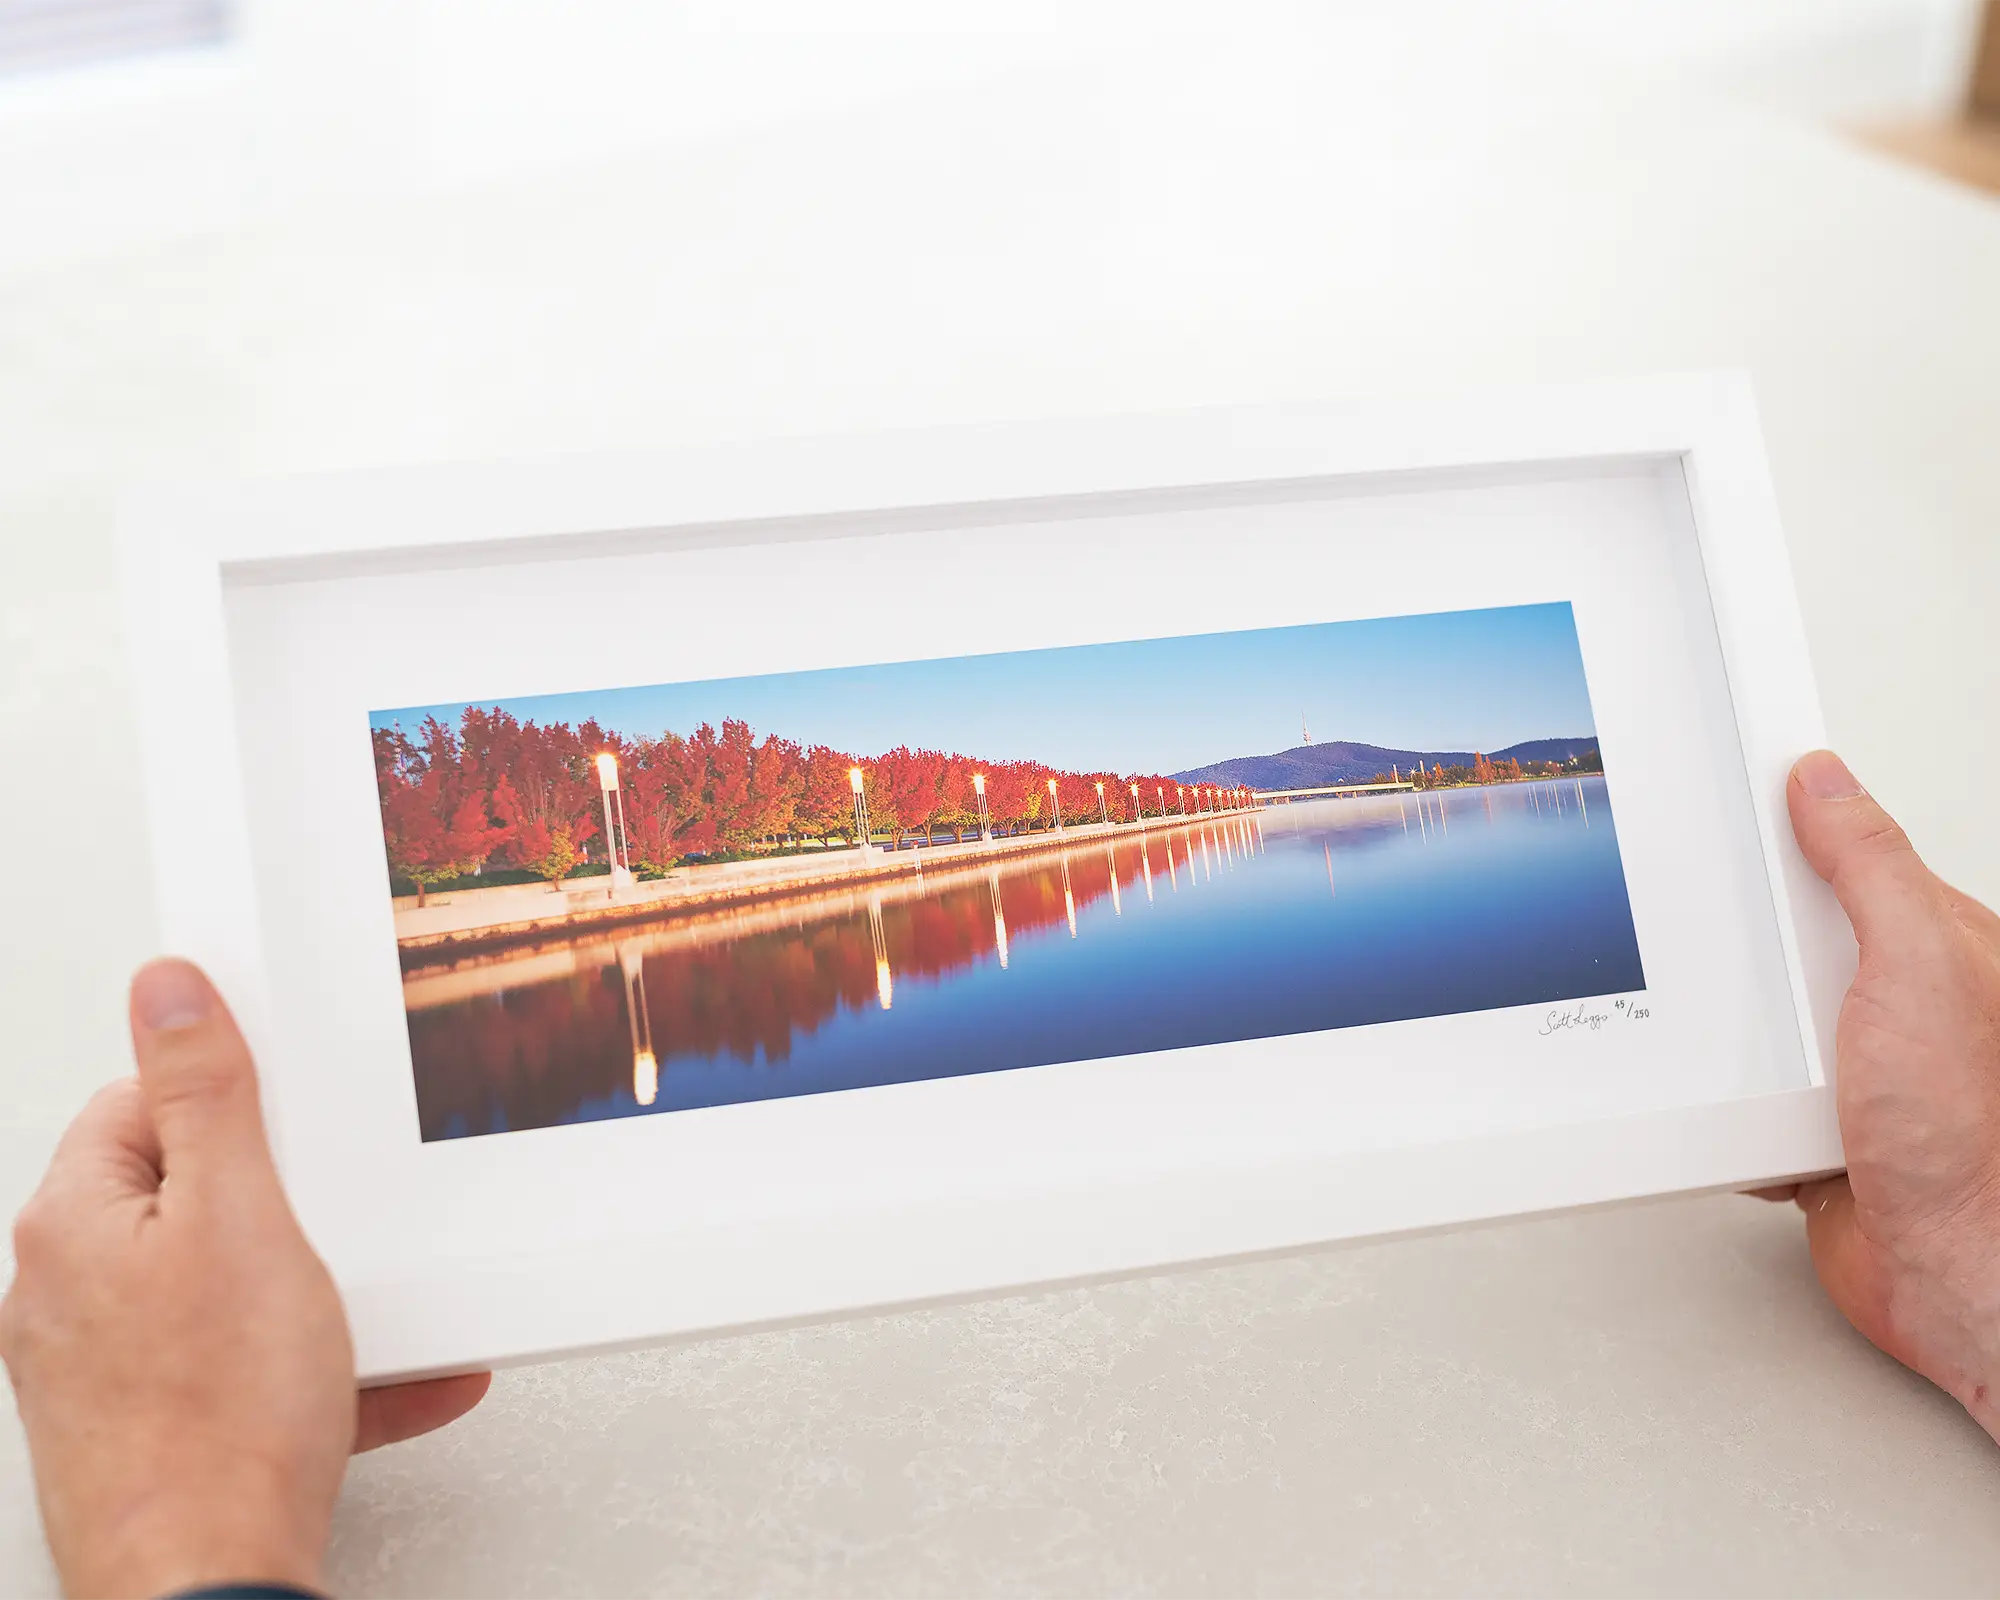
[128,958,278,1189]
[1787,751,1942,955]
[1796,1176,1913,1370]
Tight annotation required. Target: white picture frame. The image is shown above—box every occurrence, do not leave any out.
[119,372,1850,1382]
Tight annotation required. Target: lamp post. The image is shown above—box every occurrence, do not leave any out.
[1047,777,1064,832]
[973,772,991,841]
[1155,784,1164,819]
[594,753,635,894]
[1175,785,1184,816]
[1096,780,1109,827]
[849,767,873,855]
[1129,782,1139,822]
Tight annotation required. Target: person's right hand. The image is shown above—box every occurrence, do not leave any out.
[1768,750,2000,1439]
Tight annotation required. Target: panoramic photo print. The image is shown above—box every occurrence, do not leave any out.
[373,602,1645,1141]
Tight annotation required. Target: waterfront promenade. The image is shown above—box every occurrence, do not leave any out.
[394,804,1262,961]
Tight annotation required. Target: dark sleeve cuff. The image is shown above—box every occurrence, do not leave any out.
[157,1585,331,1600]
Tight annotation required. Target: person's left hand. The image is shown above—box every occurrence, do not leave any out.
[1,958,490,1599]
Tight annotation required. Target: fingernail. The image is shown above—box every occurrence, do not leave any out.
[133,960,214,1031]
[1796,750,1863,801]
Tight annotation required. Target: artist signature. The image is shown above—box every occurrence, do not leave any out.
[1537,997,1650,1036]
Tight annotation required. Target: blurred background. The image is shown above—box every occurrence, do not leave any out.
[3,4,1998,1597]
[3,0,1994,273]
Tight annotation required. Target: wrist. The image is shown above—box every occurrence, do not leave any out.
[154,1586,330,1600]
[67,1478,328,1600]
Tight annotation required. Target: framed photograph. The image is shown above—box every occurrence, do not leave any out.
[120,374,1850,1381]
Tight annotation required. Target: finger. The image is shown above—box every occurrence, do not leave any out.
[43,1077,164,1202]
[1786,753,1943,956]
[354,1372,493,1453]
[128,959,276,1191]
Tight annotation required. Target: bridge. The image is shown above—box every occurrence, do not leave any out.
[1250,781,1416,802]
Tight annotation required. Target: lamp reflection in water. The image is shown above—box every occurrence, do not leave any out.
[620,941,658,1107]
[1105,844,1122,915]
[868,892,893,1009]
[988,867,1009,968]
[1061,853,1077,937]
[1139,837,1154,901]
[1165,836,1178,890]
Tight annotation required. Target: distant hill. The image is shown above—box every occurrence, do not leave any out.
[1172,736,1600,790]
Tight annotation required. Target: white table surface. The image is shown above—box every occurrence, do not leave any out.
[3,17,1998,1596]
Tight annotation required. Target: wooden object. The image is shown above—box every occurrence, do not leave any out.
[1857,1,2000,196]
[1972,0,2000,118]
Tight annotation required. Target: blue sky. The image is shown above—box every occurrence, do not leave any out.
[371,603,1598,773]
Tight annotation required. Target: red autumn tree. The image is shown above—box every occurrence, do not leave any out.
[798,745,859,845]
[746,732,804,846]
[508,820,581,890]
[699,720,757,850]
[380,776,450,906]
[375,719,512,906]
[492,764,595,889]
[934,755,978,842]
[869,746,945,846]
[622,734,696,872]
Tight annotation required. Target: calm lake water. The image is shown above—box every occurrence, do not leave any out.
[407,779,1644,1141]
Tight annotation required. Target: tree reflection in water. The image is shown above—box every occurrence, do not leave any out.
[403,790,1644,1144]
[407,838,1148,1140]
